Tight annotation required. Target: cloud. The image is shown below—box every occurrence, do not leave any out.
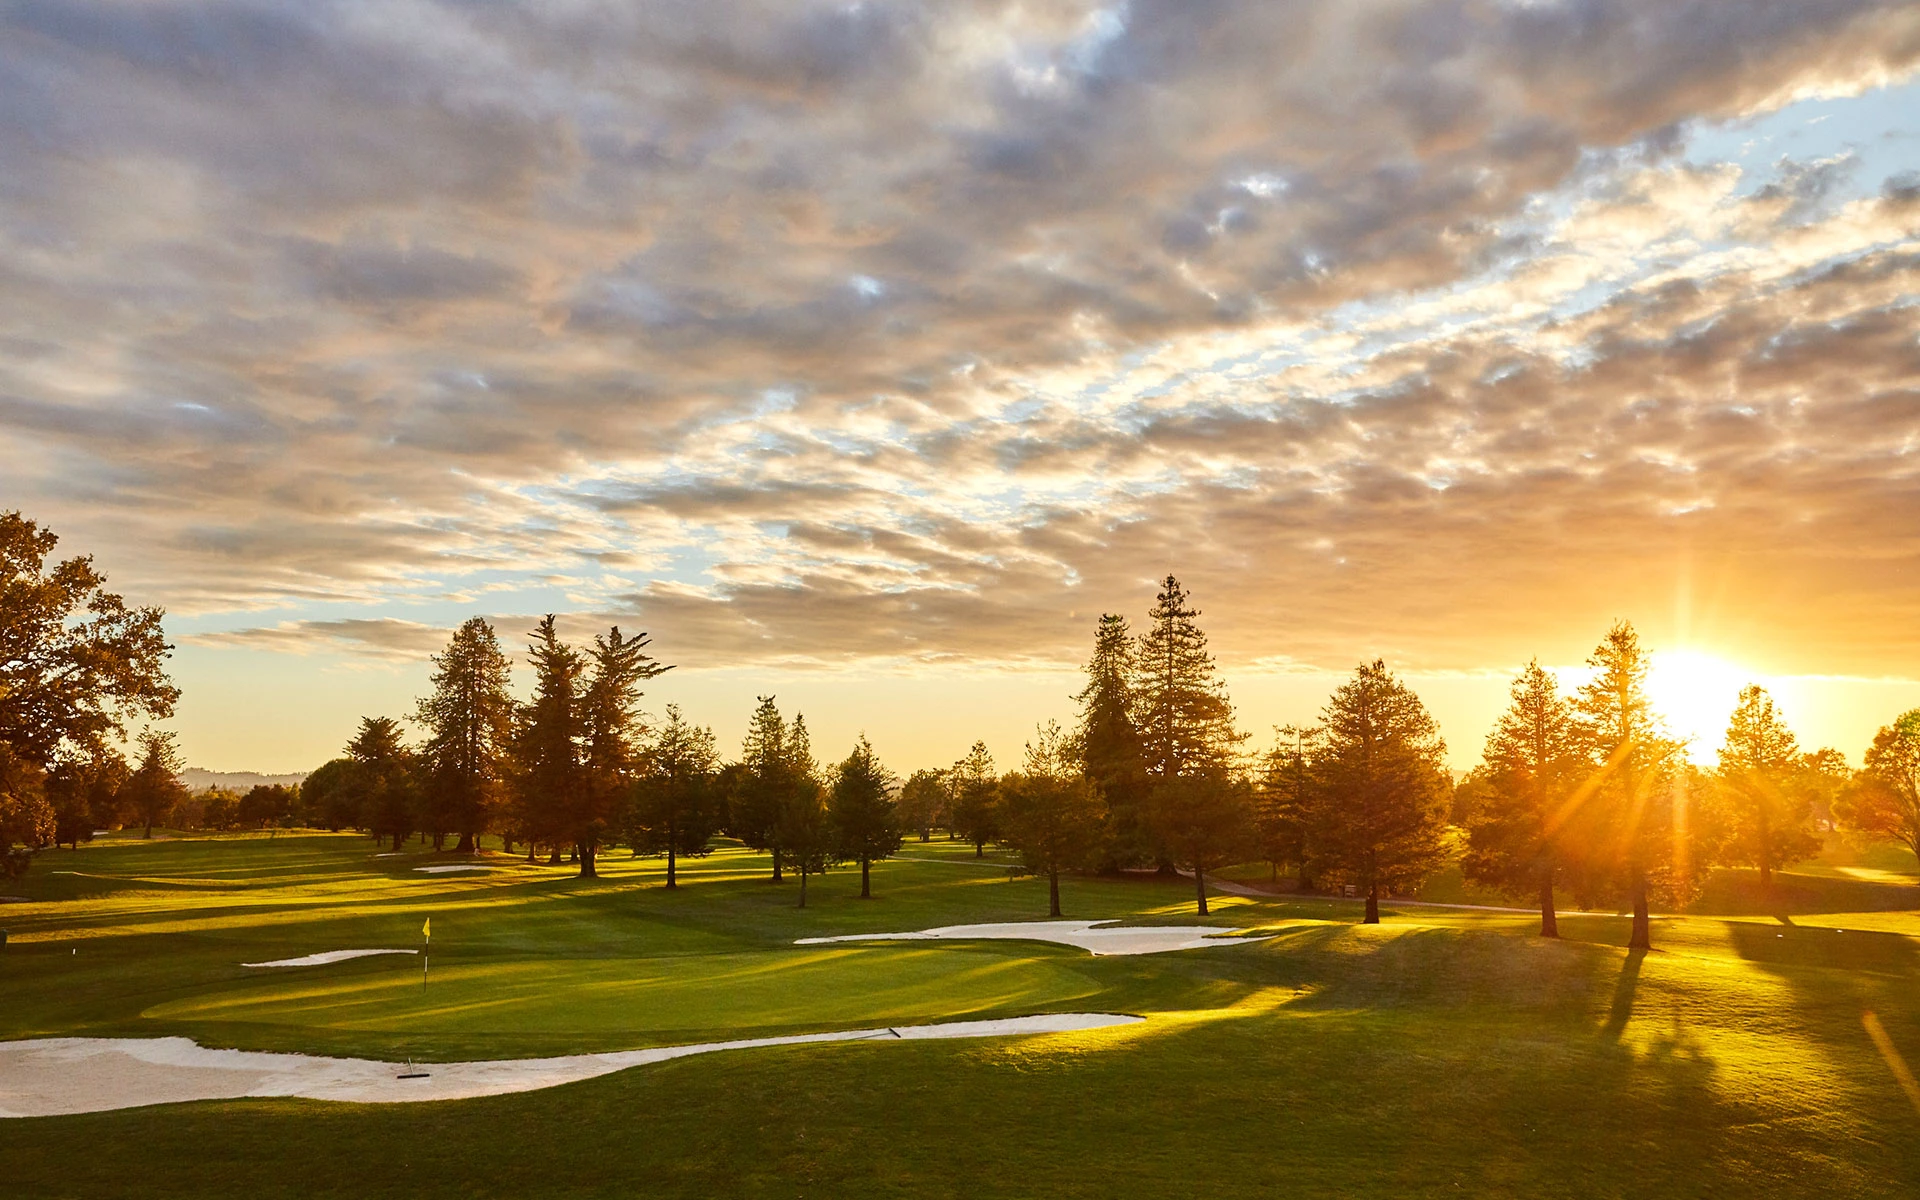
[3,0,1919,683]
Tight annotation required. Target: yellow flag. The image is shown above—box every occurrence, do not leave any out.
[422,918,431,939]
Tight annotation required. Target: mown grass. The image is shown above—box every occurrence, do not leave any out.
[3,830,1919,1198]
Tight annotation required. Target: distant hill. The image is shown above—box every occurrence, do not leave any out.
[182,768,309,793]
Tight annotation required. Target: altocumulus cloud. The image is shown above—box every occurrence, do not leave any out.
[1,0,1918,676]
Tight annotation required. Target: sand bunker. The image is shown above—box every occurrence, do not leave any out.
[797,919,1270,956]
[241,949,418,969]
[413,864,497,874]
[0,1013,1138,1117]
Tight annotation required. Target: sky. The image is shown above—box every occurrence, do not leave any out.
[3,0,1919,775]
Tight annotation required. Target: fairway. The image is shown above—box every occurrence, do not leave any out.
[3,832,1920,1197]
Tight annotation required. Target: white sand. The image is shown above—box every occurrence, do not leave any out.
[241,949,419,969]
[797,919,1270,956]
[413,864,497,874]
[0,1013,1139,1117]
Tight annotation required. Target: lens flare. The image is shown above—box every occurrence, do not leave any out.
[1644,650,1754,761]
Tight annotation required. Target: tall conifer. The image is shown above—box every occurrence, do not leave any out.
[1076,614,1148,868]
[1716,685,1821,891]
[416,618,514,853]
[1133,576,1241,781]
[512,616,585,865]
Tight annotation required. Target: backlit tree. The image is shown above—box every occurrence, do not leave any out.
[829,736,900,899]
[1715,684,1821,890]
[1001,721,1108,917]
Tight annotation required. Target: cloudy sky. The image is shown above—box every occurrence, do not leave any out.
[4,0,1919,773]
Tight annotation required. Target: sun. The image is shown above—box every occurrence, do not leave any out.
[1644,650,1756,760]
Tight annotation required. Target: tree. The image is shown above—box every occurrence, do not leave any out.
[302,758,359,831]
[895,769,947,842]
[1313,660,1451,924]
[948,741,1000,857]
[628,704,719,888]
[1144,772,1252,916]
[511,616,586,866]
[344,717,416,850]
[0,740,54,878]
[1838,709,1920,875]
[0,511,179,773]
[999,721,1105,917]
[1133,576,1241,783]
[1255,724,1322,888]
[2,511,177,875]
[123,729,190,839]
[1076,614,1148,869]
[416,618,515,853]
[1461,661,1588,936]
[830,736,900,899]
[1570,622,1692,950]
[573,626,671,877]
[47,749,128,849]
[777,764,835,909]
[237,783,298,829]
[731,697,794,881]
[1716,684,1822,890]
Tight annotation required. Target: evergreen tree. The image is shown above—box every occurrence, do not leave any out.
[895,768,947,842]
[731,696,792,880]
[1143,770,1252,916]
[1571,622,1692,950]
[574,626,670,877]
[1075,613,1148,868]
[302,758,359,832]
[1716,684,1821,890]
[1255,724,1322,888]
[829,736,900,899]
[1462,661,1587,936]
[1133,576,1242,782]
[344,717,416,850]
[948,740,1000,856]
[123,729,191,840]
[1312,660,1451,923]
[415,618,515,854]
[511,616,585,866]
[1837,709,1920,873]
[628,705,719,888]
[777,765,835,909]
[1000,721,1106,917]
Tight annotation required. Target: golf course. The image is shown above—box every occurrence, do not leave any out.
[4,830,1919,1198]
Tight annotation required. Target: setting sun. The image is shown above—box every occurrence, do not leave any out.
[1645,650,1754,760]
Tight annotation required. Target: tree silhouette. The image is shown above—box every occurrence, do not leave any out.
[1075,613,1148,869]
[1838,709,1920,877]
[1133,576,1241,782]
[948,740,1000,857]
[1715,684,1821,891]
[628,704,718,888]
[124,729,191,840]
[575,626,670,877]
[512,616,585,866]
[344,717,415,850]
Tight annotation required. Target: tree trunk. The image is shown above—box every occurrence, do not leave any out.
[547,848,562,866]
[577,842,596,878]
[1539,868,1559,938]
[1048,868,1061,918]
[797,868,809,908]
[455,831,476,854]
[771,847,783,882]
[1194,865,1209,916]
[1628,870,1651,949]
[144,821,153,839]
[1759,860,1771,891]
[860,857,871,899]
[666,842,678,889]
[393,831,404,851]
[1363,883,1380,924]
[975,840,984,858]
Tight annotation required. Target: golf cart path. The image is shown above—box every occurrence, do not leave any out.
[1182,869,1625,917]
[798,919,1271,956]
[0,1013,1139,1117]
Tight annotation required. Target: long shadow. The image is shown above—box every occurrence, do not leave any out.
[1603,947,1645,1043]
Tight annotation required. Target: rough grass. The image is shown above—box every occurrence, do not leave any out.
[3,830,1919,1198]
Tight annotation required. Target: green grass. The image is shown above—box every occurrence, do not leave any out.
[3,830,1920,1197]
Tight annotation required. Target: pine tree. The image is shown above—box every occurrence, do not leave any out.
[1255,724,1322,888]
[415,618,514,854]
[1462,661,1587,936]
[512,616,585,866]
[1313,660,1451,923]
[575,626,670,877]
[344,717,415,850]
[1075,614,1148,868]
[628,704,718,888]
[778,753,835,909]
[1716,685,1821,891]
[731,696,792,880]
[1001,721,1108,917]
[829,736,900,899]
[1571,621,1691,951]
[1133,576,1242,782]
[948,740,999,856]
